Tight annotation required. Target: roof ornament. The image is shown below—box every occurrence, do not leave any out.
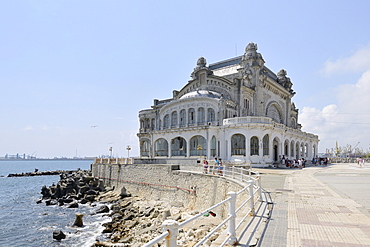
[191,56,213,79]
[277,69,294,93]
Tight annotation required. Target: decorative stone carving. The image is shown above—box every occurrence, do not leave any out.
[191,57,213,79]
[277,69,294,93]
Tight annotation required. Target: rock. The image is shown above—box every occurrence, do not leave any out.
[120,187,131,198]
[45,199,57,206]
[162,210,171,220]
[53,230,66,241]
[73,213,84,227]
[67,202,79,208]
[95,205,110,214]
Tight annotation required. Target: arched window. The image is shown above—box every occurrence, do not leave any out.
[290,141,295,157]
[179,109,186,127]
[188,108,195,125]
[189,135,207,156]
[140,139,150,157]
[198,107,205,125]
[231,134,246,156]
[251,136,259,156]
[171,137,187,156]
[151,118,155,130]
[210,136,217,157]
[207,108,215,123]
[304,143,308,157]
[263,135,269,155]
[171,111,178,128]
[154,138,168,156]
[163,114,170,129]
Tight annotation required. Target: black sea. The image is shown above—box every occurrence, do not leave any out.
[0,160,109,247]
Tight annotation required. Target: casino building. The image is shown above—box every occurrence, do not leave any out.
[137,43,319,167]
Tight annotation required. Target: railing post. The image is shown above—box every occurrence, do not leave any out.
[248,180,256,216]
[228,191,238,245]
[162,220,178,247]
[256,172,262,201]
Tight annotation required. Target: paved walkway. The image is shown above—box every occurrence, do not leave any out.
[254,163,370,247]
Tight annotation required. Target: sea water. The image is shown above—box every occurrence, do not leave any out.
[0,160,110,247]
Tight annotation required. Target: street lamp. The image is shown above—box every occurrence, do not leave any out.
[109,147,113,158]
[126,145,131,158]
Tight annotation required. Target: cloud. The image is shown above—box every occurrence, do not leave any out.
[301,46,370,153]
[321,43,370,76]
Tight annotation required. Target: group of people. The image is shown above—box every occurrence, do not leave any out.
[312,157,329,166]
[280,156,307,168]
[203,157,223,175]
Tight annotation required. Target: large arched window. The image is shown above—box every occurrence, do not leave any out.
[188,108,195,125]
[179,109,186,127]
[263,134,269,155]
[207,108,215,123]
[251,136,259,156]
[154,138,168,156]
[163,115,170,129]
[140,139,150,157]
[267,104,282,123]
[210,136,217,157]
[189,135,207,156]
[171,137,187,156]
[198,107,205,125]
[171,111,178,128]
[231,134,246,156]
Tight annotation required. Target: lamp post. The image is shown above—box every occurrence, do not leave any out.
[109,147,113,158]
[126,145,131,158]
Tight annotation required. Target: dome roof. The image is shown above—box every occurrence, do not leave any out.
[179,90,222,100]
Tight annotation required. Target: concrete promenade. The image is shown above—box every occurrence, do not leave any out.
[254,163,370,247]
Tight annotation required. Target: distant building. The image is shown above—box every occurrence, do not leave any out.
[137,43,319,167]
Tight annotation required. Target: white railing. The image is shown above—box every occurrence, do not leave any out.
[143,166,262,247]
[93,158,133,165]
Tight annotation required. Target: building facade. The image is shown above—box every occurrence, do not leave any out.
[137,43,319,167]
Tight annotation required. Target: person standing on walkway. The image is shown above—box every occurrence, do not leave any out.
[214,158,220,175]
[218,158,223,175]
[203,158,208,173]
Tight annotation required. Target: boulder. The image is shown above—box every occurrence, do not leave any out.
[53,230,66,241]
[73,213,84,227]
[67,202,79,208]
[95,205,110,214]
[120,187,131,198]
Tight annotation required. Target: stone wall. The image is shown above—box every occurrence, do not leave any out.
[92,163,247,218]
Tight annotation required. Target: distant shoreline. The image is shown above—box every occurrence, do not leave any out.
[0,158,95,161]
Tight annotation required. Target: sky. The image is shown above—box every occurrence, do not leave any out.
[1,0,370,158]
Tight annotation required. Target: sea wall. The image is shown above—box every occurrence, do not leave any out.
[91,163,246,217]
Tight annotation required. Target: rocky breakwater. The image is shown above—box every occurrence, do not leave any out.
[40,170,225,246]
[39,170,105,207]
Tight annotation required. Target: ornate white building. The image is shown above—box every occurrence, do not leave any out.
[137,43,319,167]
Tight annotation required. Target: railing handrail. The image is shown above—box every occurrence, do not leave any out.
[143,165,262,247]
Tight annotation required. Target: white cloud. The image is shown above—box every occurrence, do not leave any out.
[321,43,370,76]
[301,46,370,153]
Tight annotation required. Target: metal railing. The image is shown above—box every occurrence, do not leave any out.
[143,166,262,247]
